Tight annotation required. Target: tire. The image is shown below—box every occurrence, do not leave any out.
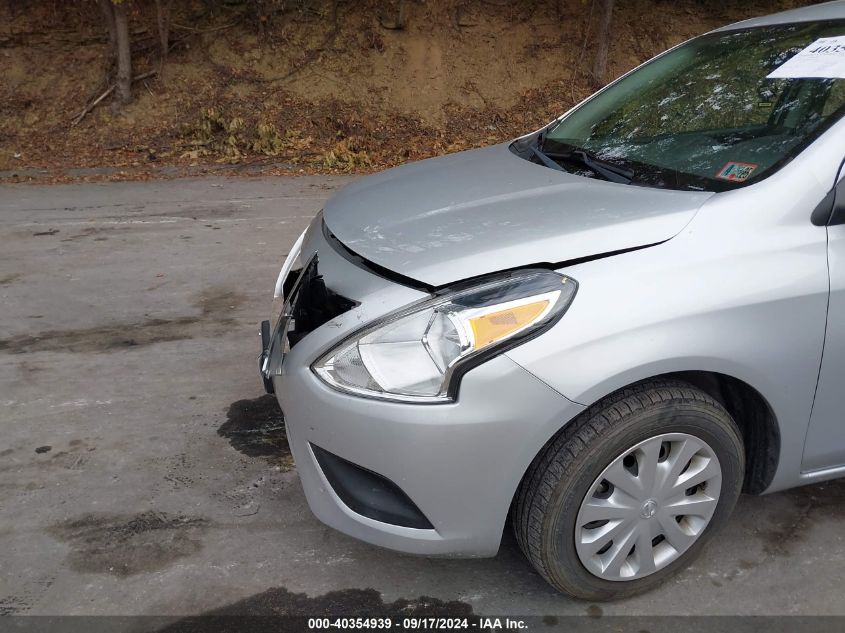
[512,379,744,601]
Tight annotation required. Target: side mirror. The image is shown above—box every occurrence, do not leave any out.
[830,177,845,226]
[812,164,845,227]
[812,187,838,226]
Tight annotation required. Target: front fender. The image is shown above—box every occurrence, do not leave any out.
[505,168,831,493]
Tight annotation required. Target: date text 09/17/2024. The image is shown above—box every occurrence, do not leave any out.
[306,617,529,630]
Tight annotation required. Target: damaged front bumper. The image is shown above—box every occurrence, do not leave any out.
[257,221,585,556]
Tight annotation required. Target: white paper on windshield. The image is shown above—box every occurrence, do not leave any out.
[767,36,845,79]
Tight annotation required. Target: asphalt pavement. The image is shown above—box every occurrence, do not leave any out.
[1,176,844,619]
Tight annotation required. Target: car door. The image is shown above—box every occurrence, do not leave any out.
[803,160,845,473]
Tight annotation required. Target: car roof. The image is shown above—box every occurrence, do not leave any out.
[715,0,845,32]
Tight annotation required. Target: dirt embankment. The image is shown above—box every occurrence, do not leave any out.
[0,0,817,183]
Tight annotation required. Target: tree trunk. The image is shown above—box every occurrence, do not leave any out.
[113,2,132,105]
[97,0,118,61]
[396,0,407,30]
[591,0,613,89]
[154,0,173,64]
[252,0,269,40]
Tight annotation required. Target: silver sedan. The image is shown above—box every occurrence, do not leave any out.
[261,2,845,600]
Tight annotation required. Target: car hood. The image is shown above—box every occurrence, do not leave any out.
[322,143,713,287]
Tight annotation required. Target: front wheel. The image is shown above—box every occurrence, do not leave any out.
[512,379,744,601]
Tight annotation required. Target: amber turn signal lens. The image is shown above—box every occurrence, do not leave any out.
[469,300,550,348]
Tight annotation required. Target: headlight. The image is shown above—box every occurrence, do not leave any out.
[270,228,307,326]
[312,270,577,403]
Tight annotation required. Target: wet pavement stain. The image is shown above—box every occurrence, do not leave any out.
[0,576,54,615]
[153,203,240,220]
[0,287,244,354]
[0,317,200,353]
[218,395,294,470]
[47,511,209,577]
[0,595,29,616]
[59,226,123,242]
[158,587,475,630]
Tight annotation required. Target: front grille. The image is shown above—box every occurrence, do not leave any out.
[285,256,358,349]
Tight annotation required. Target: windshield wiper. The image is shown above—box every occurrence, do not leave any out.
[544,147,634,184]
[529,143,565,172]
[530,135,634,184]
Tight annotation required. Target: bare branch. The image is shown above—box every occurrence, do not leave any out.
[71,70,157,126]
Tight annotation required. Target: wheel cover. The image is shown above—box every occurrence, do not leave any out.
[574,433,722,582]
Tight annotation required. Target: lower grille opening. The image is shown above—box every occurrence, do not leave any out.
[311,444,434,530]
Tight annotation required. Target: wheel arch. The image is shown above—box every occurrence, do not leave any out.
[512,369,780,513]
[660,370,780,494]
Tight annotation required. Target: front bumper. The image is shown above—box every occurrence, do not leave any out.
[261,218,585,556]
[269,325,583,557]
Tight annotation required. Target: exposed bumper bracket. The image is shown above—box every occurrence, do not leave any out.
[259,319,275,394]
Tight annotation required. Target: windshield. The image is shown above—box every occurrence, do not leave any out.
[537,20,845,192]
